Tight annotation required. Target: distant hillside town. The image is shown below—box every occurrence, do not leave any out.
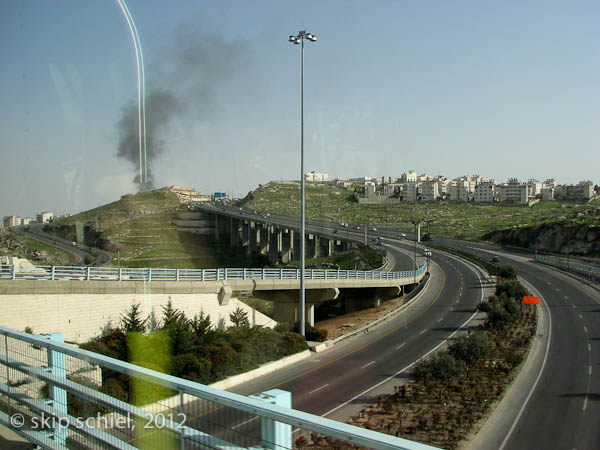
[304,171,597,206]
[2,211,58,230]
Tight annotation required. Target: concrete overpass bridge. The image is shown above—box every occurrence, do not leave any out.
[176,203,369,263]
[0,262,427,343]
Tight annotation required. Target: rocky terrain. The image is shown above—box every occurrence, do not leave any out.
[484,221,600,257]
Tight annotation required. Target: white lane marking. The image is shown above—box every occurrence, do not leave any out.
[588,343,592,352]
[584,326,588,334]
[583,396,588,411]
[361,361,375,369]
[564,296,569,300]
[450,307,454,312]
[323,257,485,420]
[438,317,445,323]
[555,288,560,292]
[572,304,576,309]
[309,384,329,394]
[456,299,459,304]
[499,282,552,450]
[232,416,258,429]
[395,343,406,350]
[579,314,583,320]
[419,329,427,335]
[589,365,592,376]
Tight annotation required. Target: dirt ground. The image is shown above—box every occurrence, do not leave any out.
[314,295,408,340]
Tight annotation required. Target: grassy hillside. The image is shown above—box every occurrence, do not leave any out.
[45,188,264,269]
[241,181,599,240]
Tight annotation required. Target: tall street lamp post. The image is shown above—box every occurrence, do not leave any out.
[410,220,421,285]
[425,219,434,273]
[289,30,317,336]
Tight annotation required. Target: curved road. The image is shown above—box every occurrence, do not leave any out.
[200,204,598,449]
[15,225,112,266]
[436,238,599,450]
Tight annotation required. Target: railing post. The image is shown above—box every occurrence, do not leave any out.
[86,266,90,281]
[51,266,55,281]
[119,267,122,281]
[176,269,179,282]
[179,390,185,450]
[45,332,67,446]
[262,268,265,280]
[11,264,16,280]
[244,268,247,280]
[202,269,205,282]
[251,389,292,450]
[149,268,153,282]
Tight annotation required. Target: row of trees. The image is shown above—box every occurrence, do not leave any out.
[82,301,308,405]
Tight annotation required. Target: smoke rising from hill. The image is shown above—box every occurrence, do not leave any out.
[116,26,249,190]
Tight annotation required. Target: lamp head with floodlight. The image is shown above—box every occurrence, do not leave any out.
[288,30,317,44]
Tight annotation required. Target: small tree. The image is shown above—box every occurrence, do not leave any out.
[191,311,214,344]
[497,264,517,279]
[146,309,160,332]
[229,306,250,328]
[120,303,146,333]
[448,332,489,376]
[161,298,181,329]
[412,352,463,402]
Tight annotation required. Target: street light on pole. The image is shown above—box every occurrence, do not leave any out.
[289,30,317,337]
[410,220,421,285]
[425,219,433,273]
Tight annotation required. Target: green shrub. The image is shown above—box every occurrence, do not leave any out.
[279,332,308,355]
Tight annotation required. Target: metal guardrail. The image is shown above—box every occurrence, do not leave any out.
[0,263,427,283]
[536,254,600,282]
[0,325,439,450]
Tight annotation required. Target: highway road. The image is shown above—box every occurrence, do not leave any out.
[435,237,599,450]
[180,225,488,445]
[15,224,112,266]
[199,204,599,449]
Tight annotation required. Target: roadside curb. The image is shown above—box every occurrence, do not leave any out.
[209,349,312,391]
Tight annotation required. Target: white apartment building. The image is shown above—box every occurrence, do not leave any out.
[22,218,33,225]
[474,181,496,203]
[364,182,376,198]
[305,171,328,182]
[401,171,417,183]
[541,187,555,201]
[421,181,440,201]
[36,212,54,223]
[402,182,418,202]
[384,183,401,197]
[497,179,529,204]
[528,180,543,197]
[4,216,22,228]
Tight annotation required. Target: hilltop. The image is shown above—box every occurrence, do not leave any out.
[43,187,258,268]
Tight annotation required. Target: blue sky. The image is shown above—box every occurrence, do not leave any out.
[1,0,599,219]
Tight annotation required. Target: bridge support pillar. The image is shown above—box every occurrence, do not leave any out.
[242,220,249,247]
[282,229,293,263]
[326,239,334,256]
[272,302,315,327]
[268,227,279,262]
[214,214,220,241]
[248,222,258,255]
[258,225,269,255]
[292,232,302,262]
[230,218,240,247]
[417,223,421,243]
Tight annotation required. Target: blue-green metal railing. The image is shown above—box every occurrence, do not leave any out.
[0,325,439,450]
[0,263,427,283]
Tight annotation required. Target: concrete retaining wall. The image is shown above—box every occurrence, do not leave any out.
[0,293,275,343]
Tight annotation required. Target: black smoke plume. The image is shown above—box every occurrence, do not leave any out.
[116,26,248,191]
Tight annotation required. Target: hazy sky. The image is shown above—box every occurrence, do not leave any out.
[1,0,598,219]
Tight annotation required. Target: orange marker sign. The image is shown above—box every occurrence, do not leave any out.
[523,296,539,305]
